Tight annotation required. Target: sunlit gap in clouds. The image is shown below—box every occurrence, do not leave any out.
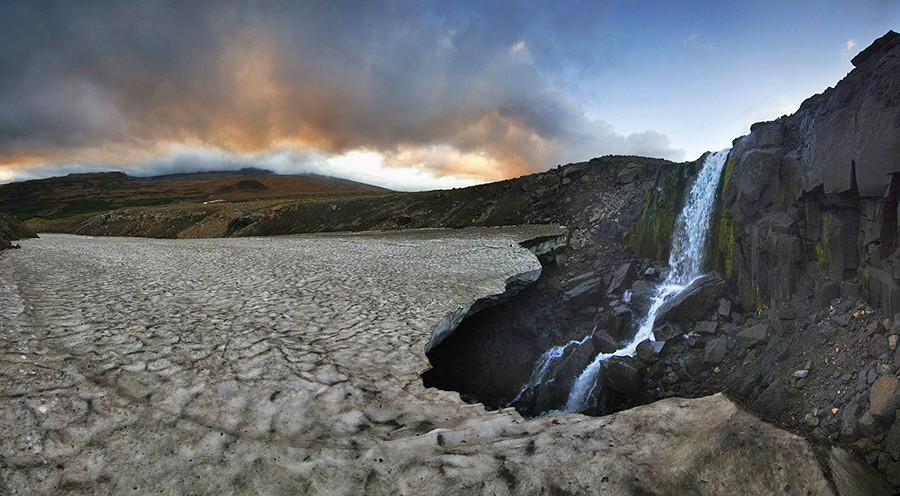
[0,169,17,184]
[261,147,487,191]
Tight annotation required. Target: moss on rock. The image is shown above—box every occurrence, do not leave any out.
[625,161,697,261]
[707,157,738,287]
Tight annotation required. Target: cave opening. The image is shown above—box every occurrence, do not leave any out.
[421,258,651,419]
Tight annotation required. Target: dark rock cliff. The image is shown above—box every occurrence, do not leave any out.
[0,211,37,249]
[530,32,900,487]
[712,31,900,315]
[704,30,900,314]
[629,31,900,314]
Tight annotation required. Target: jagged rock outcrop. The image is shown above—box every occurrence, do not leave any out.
[627,31,900,314]
[0,211,37,249]
[704,30,900,313]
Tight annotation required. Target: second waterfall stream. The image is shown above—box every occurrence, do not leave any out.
[509,148,731,414]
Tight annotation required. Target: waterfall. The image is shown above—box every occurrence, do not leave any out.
[563,148,731,413]
[506,333,593,406]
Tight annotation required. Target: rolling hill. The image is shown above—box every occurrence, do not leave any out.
[0,168,389,222]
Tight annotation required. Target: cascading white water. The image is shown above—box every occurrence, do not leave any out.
[563,148,731,413]
[506,333,593,406]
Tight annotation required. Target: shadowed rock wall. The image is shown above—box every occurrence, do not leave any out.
[0,211,37,249]
[709,30,900,314]
[628,31,900,315]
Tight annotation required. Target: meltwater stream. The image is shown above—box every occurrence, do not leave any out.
[552,149,731,413]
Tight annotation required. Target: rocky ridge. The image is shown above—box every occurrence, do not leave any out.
[35,155,675,242]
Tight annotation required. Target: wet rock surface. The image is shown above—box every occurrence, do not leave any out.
[654,272,726,326]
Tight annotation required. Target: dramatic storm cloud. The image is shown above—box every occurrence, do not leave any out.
[0,1,683,188]
[1,1,897,188]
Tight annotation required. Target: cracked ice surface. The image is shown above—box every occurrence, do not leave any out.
[0,230,870,495]
[0,229,548,493]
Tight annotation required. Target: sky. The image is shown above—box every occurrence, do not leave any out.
[0,1,898,191]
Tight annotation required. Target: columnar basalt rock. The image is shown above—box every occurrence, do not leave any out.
[706,30,900,313]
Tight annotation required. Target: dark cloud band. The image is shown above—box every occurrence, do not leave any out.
[0,0,684,183]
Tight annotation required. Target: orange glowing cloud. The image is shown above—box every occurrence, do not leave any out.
[0,2,684,188]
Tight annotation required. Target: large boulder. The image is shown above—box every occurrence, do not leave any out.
[839,402,862,442]
[590,330,619,354]
[655,272,726,326]
[703,336,730,364]
[562,276,604,308]
[603,356,644,400]
[629,279,657,314]
[635,339,665,363]
[754,379,786,418]
[736,324,771,348]
[858,410,883,438]
[870,375,900,421]
[607,304,634,341]
[695,320,718,335]
[653,322,683,342]
[606,261,638,296]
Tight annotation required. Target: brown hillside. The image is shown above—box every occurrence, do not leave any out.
[0,169,388,223]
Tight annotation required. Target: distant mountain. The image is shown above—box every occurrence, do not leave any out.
[142,167,275,181]
[0,169,388,221]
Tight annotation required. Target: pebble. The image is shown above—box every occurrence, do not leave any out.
[804,413,820,427]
